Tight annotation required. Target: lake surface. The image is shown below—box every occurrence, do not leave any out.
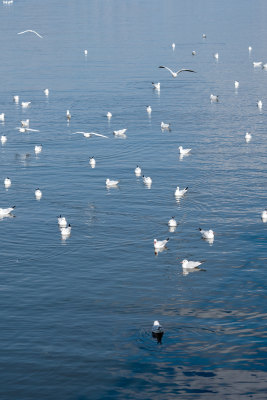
[0,0,267,399]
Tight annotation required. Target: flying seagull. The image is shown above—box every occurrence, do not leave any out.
[159,66,196,78]
[17,30,43,39]
[73,131,109,139]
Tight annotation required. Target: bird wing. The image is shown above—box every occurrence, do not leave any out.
[18,30,43,38]
[73,131,89,135]
[27,128,40,132]
[89,132,109,138]
[176,69,196,74]
[159,66,175,75]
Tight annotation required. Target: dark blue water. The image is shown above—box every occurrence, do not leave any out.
[1,1,267,399]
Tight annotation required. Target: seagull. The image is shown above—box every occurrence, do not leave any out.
[159,66,196,78]
[152,320,164,343]
[1,135,7,144]
[4,177,11,188]
[213,52,219,60]
[262,63,267,70]
[21,119,30,128]
[35,145,42,154]
[192,50,196,56]
[0,206,15,216]
[181,259,205,271]
[253,61,262,67]
[172,43,175,50]
[261,209,267,220]
[245,132,252,142]
[175,186,188,197]
[17,30,43,39]
[16,127,39,133]
[234,80,239,89]
[0,113,5,121]
[168,217,177,227]
[13,95,19,103]
[143,175,152,185]
[161,121,170,130]
[106,112,112,118]
[89,157,96,168]
[21,101,31,108]
[135,165,142,175]
[210,94,219,102]
[154,238,169,250]
[178,146,191,155]
[146,105,152,114]
[199,228,214,240]
[152,82,160,90]
[35,188,42,200]
[84,49,88,55]
[61,224,71,236]
[66,110,71,120]
[202,33,206,38]
[257,100,263,109]
[106,178,119,187]
[113,129,127,137]
[44,88,49,96]
[248,46,252,52]
[74,131,108,139]
[58,215,67,228]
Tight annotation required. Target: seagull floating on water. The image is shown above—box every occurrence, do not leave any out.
[35,145,42,154]
[154,238,169,250]
[35,188,42,200]
[181,259,205,271]
[159,65,196,78]
[0,206,15,216]
[152,82,160,90]
[202,33,206,38]
[192,50,196,56]
[113,129,127,137]
[245,132,252,142]
[261,209,267,220]
[106,112,112,118]
[61,224,71,236]
[44,89,49,96]
[13,95,19,103]
[58,215,67,228]
[0,113,5,121]
[135,165,142,176]
[172,43,175,50]
[146,105,152,114]
[248,46,252,52]
[143,175,152,185]
[84,49,88,55]
[66,110,71,121]
[199,228,214,240]
[106,178,119,187]
[210,94,219,102]
[4,177,11,188]
[213,52,219,60]
[179,146,191,155]
[1,135,7,144]
[21,101,31,108]
[17,30,43,39]
[21,119,30,128]
[175,186,188,197]
[161,121,170,130]
[253,61,262,67]
[168,217,177,227]
[152,320,164,343]
[234,81,239,89]
[257,100,263,109]
[89,157,96,168]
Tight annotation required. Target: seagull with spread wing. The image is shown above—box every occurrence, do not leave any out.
[17,30,43,39]
[73,131,109,139]
[159,65,196,78]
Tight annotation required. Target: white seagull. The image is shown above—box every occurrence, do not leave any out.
[17,30,43,39]
[21,101,31,108]
[234,81,239,89]
[168,217,177,227]
[253,61,262,67]
[152,82,160,90]
[262,63,267,70]
[113,129,127,137]
[21,119,30,128]
[210,94,219,102]
[0,113,5,121]
[202,33,207,38]
[66,110,71,120]
[135,165,142,176]
[146,105,152,114]
[192,50,196,56]
[261,209,267,220]
[106,178,119,187]
[1,135,7,144]
[161,121,170,130]
[89,157,96,168]
[4,177,11,188]
[199,228,214,240]
[181,259,204,271]
[143,175,152,185]
[35,145,42,154]
[245,132,252,142]
[58,215,67,228]
[257,100,263,109]
[154,238,169,250]
[248,46,252,52]
[106,112,112,118]
[175,186,188,197]
[0,206,15,216]
[179,146,191,155]
[213,52,219,60]
[13,95,19,103]
[152,320,164,342]
[84,50,88,55]
[159,65,196,78]
[35,188,42,200]
[61,224,71,236]
[44,89,49,96]
[74,131,108,139]
[172,43,175,50]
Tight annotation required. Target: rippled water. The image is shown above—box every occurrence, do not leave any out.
[1,0,267,399]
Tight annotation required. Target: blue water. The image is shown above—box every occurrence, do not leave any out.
[1,1,267,399]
